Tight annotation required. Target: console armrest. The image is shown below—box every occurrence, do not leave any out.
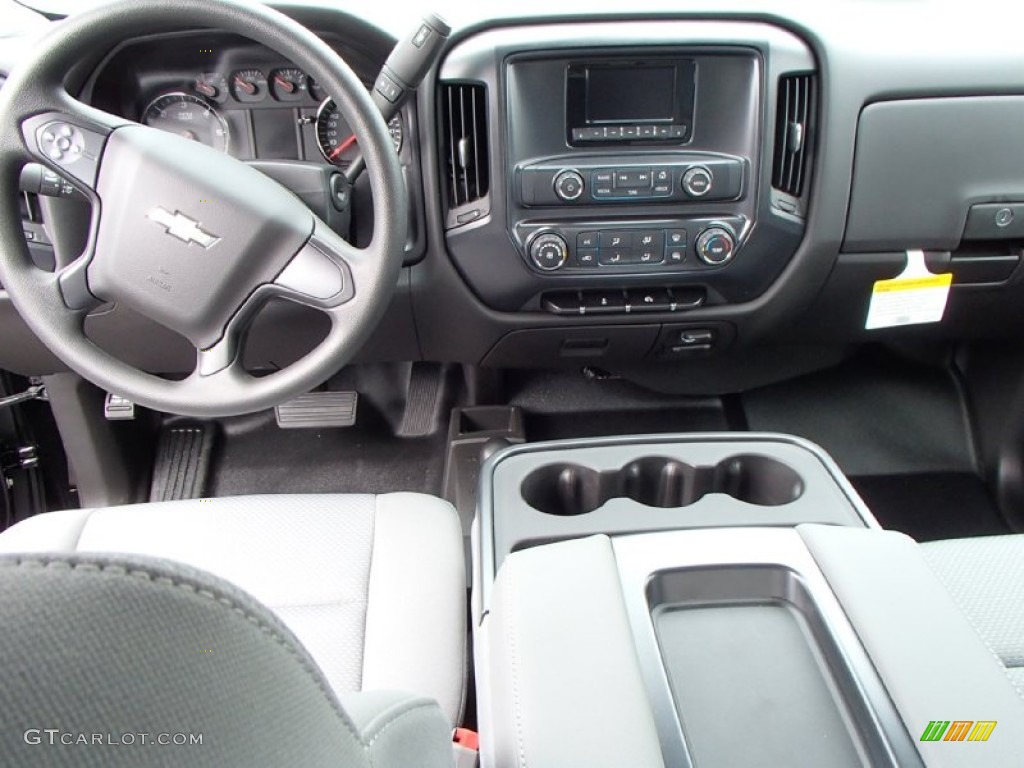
[799,524,1024,765]
[476,535,664,768]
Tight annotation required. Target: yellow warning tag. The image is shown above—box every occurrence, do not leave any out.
[865,251,952,330]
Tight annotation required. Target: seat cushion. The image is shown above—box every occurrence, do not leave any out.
[0,553,455,768]
[922,534,1024,699]
[0,493,466,724]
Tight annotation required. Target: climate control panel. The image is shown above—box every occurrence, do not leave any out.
[520,217,745,274]
[520,155,745,206]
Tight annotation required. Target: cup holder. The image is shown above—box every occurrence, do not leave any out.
[521,454,804,516]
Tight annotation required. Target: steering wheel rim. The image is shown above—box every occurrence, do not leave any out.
[0,0,407,418]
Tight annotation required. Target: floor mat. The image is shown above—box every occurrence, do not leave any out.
[508,370,731,440]
[743,349,975,477]
[851,473,1010,542]
[208,409,447,498]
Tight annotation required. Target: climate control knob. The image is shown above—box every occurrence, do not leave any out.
[553,170,585,202]
[695,226,736,266]
[529,233,569,271]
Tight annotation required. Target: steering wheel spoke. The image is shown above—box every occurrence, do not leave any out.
[271,221,358,310]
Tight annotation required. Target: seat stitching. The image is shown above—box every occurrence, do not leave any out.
[505,568,528,768]
[2,556,364,742]
[363,699,440,747]
[359,495,378,691]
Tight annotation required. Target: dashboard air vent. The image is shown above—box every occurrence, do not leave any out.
[772,73,815,198]
[440,82,489,212]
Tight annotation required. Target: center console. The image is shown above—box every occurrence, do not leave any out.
[470,434,1024,767]
[439,22,814,315]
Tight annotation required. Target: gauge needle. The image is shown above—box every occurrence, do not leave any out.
[234,77,255,94]
[329,134,357,160]
[274,76,295,92]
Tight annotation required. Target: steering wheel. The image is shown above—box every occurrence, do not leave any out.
[0,0,406,418]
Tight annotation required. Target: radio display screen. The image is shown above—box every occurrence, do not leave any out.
[586,65,677,124]
[566,58,696,145]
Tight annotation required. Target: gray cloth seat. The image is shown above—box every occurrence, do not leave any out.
[922,534,1024,699]
[0,492,467,725]
[0,552,455,767]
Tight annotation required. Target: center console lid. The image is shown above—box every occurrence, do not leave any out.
[476,527,1024,768]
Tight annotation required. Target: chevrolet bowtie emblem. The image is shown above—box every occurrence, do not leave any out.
[147,207,221,249]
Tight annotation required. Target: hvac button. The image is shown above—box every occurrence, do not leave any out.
[575,249,599,267]
[626,288,672,312]
[583,291,625,314]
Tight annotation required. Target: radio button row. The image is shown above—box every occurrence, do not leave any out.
[572,123,690,142]
[615,169,652,188]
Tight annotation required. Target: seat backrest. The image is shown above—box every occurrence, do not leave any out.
[0,553,453,767]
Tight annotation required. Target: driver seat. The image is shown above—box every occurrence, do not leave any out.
[0,493,466,724]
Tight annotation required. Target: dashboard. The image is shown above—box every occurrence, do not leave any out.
[88,32,405,167]
[4,2,1024,394]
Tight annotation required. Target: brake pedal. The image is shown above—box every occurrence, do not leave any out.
[275,392,357,429]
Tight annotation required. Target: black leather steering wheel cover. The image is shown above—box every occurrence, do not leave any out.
[0,0,406,417]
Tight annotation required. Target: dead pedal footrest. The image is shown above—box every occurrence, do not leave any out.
[275,392,358,429]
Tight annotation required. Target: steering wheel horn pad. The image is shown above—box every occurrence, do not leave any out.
[88,125,316,350]
[0,0,406,417]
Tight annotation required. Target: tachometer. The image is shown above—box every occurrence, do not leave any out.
[315,98,403,165]
[140,93,230,153]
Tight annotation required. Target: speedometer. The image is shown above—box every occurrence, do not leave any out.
[315,98,402,166]
[140,93,230,153]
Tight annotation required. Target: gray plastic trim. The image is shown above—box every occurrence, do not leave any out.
[613,528,923,768]
[477,431,876,611]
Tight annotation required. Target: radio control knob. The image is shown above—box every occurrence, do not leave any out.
[553,170,585,202]
[696,227,736,266]
[529,233,569,271]
[682,166,713,197]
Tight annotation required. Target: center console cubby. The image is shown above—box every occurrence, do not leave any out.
[478,433,873,592]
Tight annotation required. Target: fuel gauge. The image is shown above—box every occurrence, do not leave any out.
[231,69,267,103]
[193,73,228,103]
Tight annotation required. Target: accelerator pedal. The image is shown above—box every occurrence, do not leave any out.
[275,391,358,429]
[150,423,215,502]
